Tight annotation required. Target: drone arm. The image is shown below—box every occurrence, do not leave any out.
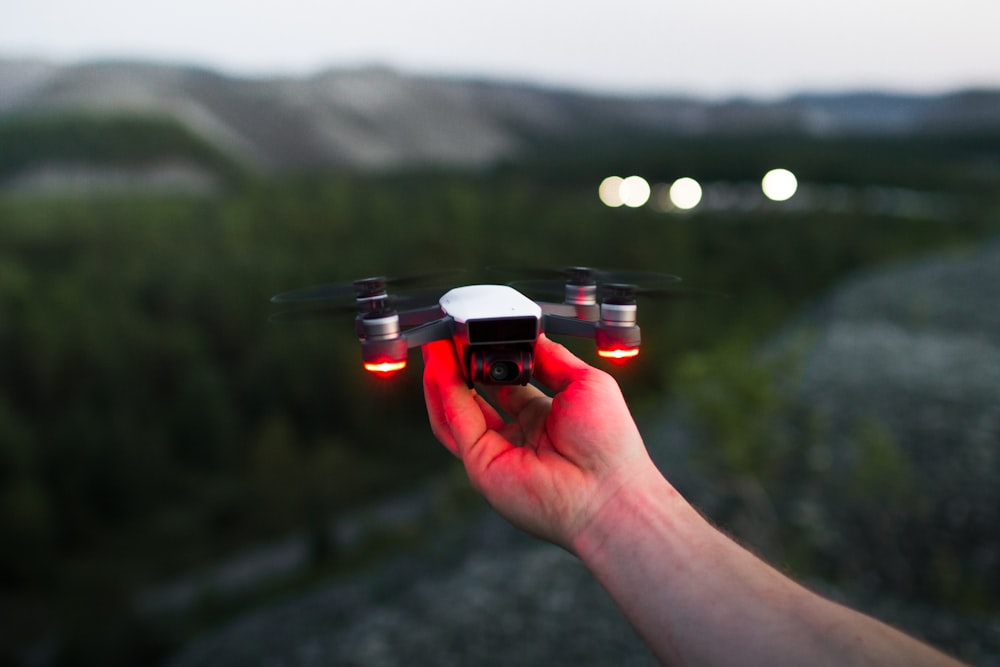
[360,316,453,375]
[399,304,446,327]
[539,302,579,318]
[541,314,599,339]
[539,302,601,321]
[402,316,455,348]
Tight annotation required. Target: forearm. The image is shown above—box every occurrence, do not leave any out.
[572,466,964,667]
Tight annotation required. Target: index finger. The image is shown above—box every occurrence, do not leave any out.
[531,334,603,393]
[422,339,488,457]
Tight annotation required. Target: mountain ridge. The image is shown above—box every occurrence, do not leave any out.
[2,58,999,173]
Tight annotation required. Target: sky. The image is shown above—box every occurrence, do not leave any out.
[4,0,1000,98]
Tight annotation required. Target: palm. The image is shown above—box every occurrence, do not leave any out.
[423,335,647,550]
[474,378,637,548]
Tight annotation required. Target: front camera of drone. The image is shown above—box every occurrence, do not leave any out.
[452,311,540,386]
[466,344,534,386]
[490,359,520,382]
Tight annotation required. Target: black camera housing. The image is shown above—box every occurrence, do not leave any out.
[465,344,534,386]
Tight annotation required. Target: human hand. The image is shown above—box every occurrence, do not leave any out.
[422,334,659,552]
[427,337,969,667]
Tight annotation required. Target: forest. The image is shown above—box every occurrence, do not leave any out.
[1,113,999,663]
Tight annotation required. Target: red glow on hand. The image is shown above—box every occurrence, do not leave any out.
[597,347,640,361]
[364,359,408,375]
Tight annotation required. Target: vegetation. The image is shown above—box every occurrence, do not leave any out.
[0,113,246,182]
[1,119,998,664]
[673,342,998,619]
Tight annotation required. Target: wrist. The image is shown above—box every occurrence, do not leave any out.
[571,462,706,568]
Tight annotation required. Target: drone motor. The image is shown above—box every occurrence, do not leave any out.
[595,284,640,359]
[354,277,410,374]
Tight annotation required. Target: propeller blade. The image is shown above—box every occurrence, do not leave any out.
[506,280,566,300]
[489,265,681,287]
[510,279,725,303]
[269,293,442,324]
[268,305,354,323]
[616,284,730,301]
[270,282,358,304]
[593,269,682,287]
[270,269,464,304]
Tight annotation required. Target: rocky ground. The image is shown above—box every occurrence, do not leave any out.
[170,239,1000,666]
[169,513,656,667]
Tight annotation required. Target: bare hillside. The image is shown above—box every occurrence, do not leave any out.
[3,59,999,173]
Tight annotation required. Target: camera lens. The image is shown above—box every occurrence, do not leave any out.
[489,360,518,382]
[466,345,533,385]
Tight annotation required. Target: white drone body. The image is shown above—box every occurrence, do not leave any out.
[440,285,545,384]
[439,285,543,323]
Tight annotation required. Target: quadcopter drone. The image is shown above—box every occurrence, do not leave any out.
[271,267,683,385]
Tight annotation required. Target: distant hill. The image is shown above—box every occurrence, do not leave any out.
[2,58,1000,175]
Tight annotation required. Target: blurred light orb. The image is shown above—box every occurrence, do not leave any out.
[669,177,703,210]
[599,176,624,207]
[619,175,651,208]
[762,168,798,202]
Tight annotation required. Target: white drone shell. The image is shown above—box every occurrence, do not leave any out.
[438,285,542,323]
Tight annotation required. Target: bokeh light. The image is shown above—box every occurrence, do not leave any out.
[669,177,703,210]
[762,168,798,202]
[619,175,651,208]
[599,176,624,207]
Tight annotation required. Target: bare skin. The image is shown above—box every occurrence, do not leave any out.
[423,334,965,667]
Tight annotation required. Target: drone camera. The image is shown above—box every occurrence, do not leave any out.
[466,343,534,385]
[459,316,539,386]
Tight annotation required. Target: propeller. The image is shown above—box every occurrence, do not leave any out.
[600,282,728,302]
[489,265,681,287]
[509,279,722,302]
[497,265,689,306]
[268,294,411,323]
[268,305,355,323]
[269,269,459,325]
[269,270,464,304]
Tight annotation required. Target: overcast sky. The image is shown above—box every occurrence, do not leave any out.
[4,0,999,98]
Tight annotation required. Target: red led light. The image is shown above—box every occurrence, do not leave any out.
[364,359,408,375]
[597,347,640,360]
